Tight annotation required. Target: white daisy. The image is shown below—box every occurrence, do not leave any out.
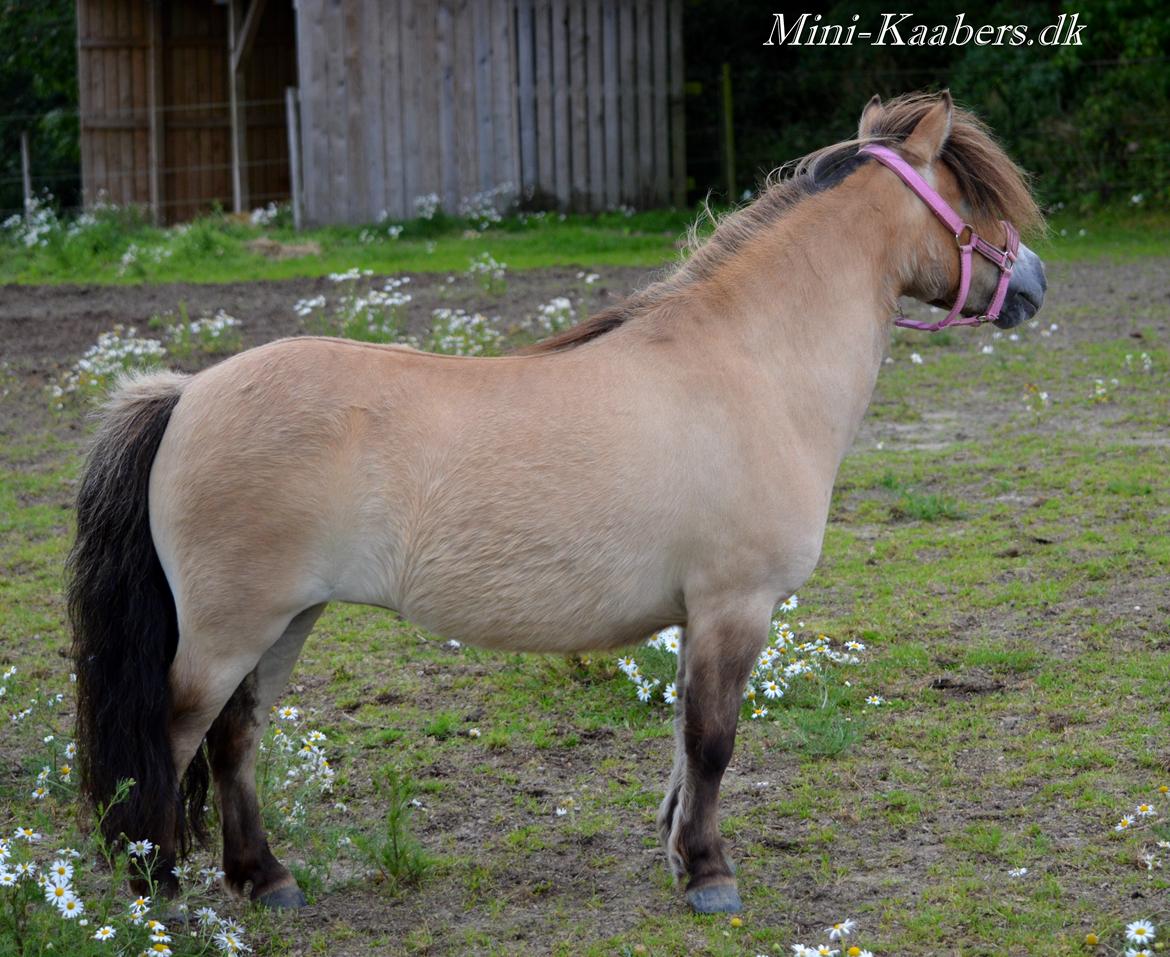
[1126,920,1156,944]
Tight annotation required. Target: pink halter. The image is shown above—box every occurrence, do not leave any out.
[859,143,1019,332]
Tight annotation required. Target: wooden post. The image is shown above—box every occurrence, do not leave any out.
[285,86,303,231]
[668,0,685,207]
[146,0,164,225]
[228,0,249,213]
[720,61,735,202]
[20,131,32,215]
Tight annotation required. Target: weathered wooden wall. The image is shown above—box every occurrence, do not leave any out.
[296,0,685,224]
[76,0,154,209]
[76,0,295,222]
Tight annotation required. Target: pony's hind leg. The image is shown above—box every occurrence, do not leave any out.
[660,601,770,914]
[204,604,325,908]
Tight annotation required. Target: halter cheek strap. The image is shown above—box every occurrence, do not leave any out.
[858,144,1019,332]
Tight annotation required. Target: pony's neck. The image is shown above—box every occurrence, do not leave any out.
[689,178,906,471]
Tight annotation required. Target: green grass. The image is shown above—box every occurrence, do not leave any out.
[0,206,693,285]
[0,232,1168,954]
[2,201,1165,286]
[1038,205,1170,262]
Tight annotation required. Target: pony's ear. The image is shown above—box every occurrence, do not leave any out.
[858,94,882,138]
[902,91,953,164]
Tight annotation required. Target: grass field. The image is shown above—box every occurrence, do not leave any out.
[2,199,1167,286]
[0,207,1168,956]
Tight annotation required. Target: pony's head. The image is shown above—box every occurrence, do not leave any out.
[857,91,1046,329]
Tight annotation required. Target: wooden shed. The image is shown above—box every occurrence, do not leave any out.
[76,0,297,222]
[77,0,686,225]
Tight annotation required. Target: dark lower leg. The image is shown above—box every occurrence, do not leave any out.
[663,611,768,912]
[205,672,299,902]
[204,607,322,906]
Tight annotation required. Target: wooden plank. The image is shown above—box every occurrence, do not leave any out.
[472,0,493,191]
[551,0,568,205]
[228,0,248,211]
[81,117,149,131]
[379,0,405,218]
[416,1,441,200]
[601,0,618,208]
[324,0,347,223]
[199,38,211,214]
[104,40,118,196]
[147,0,164,222]
[20,132,31,213]
[436,0,459,212]
[568,0,586,209]
[118,36,133,201]
[515,0,536,194]
[231,0,270,74]
[76,0,90,206]
[78,37,147,49]
[618,0,635,205]
[534,0,553,199]
[298,0,324,223]
[399,0,423,206]
[586,0,603,209]
[343,0,366,221]
[636,0,652,206]
[132,41,147,202]
[651,0,668,205]
[453,0,478,205]
[668,0,685,207]
[285,86,303,229]
[359,0,385,219]
[492,0,519,196]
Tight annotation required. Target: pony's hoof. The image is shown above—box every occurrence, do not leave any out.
[255,884,307,910]
[686,883,742,914]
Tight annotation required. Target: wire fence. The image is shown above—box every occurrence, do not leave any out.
[1,96,294,221]
[4,55,1170,223]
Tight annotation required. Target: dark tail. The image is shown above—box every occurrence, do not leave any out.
[67,370,209,858]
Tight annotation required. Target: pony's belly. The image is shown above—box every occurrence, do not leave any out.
[333,551,680,653]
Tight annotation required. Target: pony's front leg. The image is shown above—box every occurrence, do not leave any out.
[658,604,770,913]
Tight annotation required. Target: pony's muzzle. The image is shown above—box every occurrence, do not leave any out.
[994,242,1047,328]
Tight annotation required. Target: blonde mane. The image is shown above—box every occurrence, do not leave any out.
[526,92,1041,354]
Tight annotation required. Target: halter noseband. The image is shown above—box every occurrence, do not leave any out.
[858,143,1019,332]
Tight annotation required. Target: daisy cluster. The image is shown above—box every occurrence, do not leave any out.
[529,296,576,336]
[164,309,243,358]
[260,704,337,828]
[426,307,504,356]
[457,183,515,229]
[617,596,885,720]
[118,242,173,277]
[467,251,508,294]
[51,325,166,406]
[248,202,283,226]
[2,195,60,248]
[360,223,404,243]
[1124,352,1154,375]
[1112,785,1170,878]
[776,916,878,956]
[0,667,257,955]
[413,193,442,220]
[298,276,413,343]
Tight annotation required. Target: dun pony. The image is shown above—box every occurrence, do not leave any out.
[70,92,1045,913]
